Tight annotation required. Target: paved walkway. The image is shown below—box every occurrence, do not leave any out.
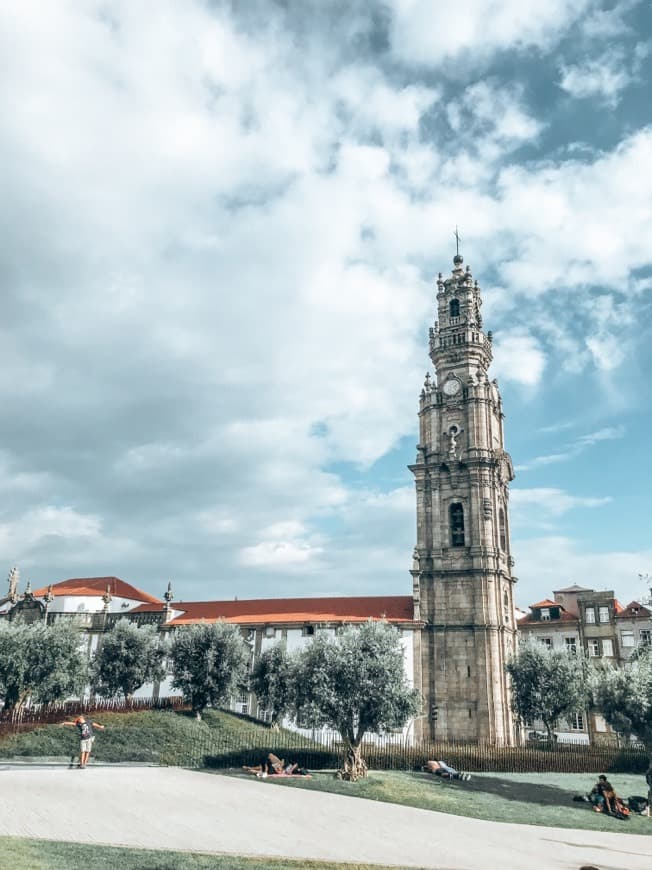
[0,767,650,869]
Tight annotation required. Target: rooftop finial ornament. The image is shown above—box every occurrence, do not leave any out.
[453,226,463,268]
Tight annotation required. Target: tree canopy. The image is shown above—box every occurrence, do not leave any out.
[249,642,297,728]
[169,621,250,720]
[506,641,590,740]
[295,620,420,779]
[90,619,167,700]
[592,646,652,756]
[0,619,88,713]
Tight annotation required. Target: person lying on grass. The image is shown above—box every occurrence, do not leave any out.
[422,760,471,781]
[242,753,310,777]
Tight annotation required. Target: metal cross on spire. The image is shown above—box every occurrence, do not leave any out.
[454,226,461,255]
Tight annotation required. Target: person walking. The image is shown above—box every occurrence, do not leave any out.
[62,714,105,768]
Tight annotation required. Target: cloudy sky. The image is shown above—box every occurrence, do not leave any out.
[1,0,651,609]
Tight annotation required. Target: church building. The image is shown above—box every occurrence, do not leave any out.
[2,250,518,746]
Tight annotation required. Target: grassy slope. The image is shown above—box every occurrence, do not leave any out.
[0,709,296,766]
[0,838,419,870]
[227,769,652,835]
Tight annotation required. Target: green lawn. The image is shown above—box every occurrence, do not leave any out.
[0,710,325,767]
[0,837,419,870]
[221,768,652,835]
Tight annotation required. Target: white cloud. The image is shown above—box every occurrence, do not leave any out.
[576,425,626,446]
[559,51,633,105]
[387,0,591,65]
[447,81,543,146]
[240,521,324,569]
[0,1,648,604]
[495,128,652,295]
[0,506,102,562]
[513,535,652,607]
[581,0,635,39]
[511,487,611,517]
[517,425,626,470]
[491,330,547,387]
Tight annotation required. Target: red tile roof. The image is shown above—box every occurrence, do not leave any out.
[131,595,415,626]
[616,600,652,619]
[33,577,162,605]
[530,599,560,609]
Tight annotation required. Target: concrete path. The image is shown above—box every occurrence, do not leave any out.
[0,767,650,869]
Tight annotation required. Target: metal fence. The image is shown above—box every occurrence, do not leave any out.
[187,728,649,775]
[1,702,647,774]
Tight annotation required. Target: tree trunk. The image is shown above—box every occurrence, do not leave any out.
[336,742,368,782]
[1,686,20,715]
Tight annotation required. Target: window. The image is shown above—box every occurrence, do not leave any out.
[449,299,460,317]
[499,508,506,551]
[621,630,635,648]
[640,629,651,646]
[594,714,608,732]
[585,608,596,624]
[564,636,577,654]
[540,608,551,621]
[599,606,610,623]
[450,503,465,547]
[264,626,276,639]
[235,693,249,715]
[302,625,315,637]
[569,713,585,731]
[538,637,552,648]
[588,639,600,657]
[602,639,614,657]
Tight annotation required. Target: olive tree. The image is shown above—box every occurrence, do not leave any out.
[592,646,652,757]
[169,621,249,720]
[0,619,88,713]
[295,620,421,780]
[249,643,297,729]
[90,619,167,700]
[506,641,590,741]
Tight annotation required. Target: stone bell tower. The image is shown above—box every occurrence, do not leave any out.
[410,250,517,744]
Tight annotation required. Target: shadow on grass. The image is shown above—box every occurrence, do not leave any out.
[461,775,587,808]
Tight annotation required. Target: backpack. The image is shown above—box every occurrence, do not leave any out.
[627,796,649,814]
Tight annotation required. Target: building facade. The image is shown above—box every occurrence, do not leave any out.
[518,584,652,742]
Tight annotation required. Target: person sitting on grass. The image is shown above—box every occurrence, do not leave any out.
[423,760,471,781]
[61,715,105,769]
[590,775,617,814]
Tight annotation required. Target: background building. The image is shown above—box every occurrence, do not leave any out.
[518,584,651,742]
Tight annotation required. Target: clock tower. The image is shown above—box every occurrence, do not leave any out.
[410,251,517,744]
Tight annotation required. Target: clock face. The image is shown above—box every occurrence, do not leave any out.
[443,378,461,396]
